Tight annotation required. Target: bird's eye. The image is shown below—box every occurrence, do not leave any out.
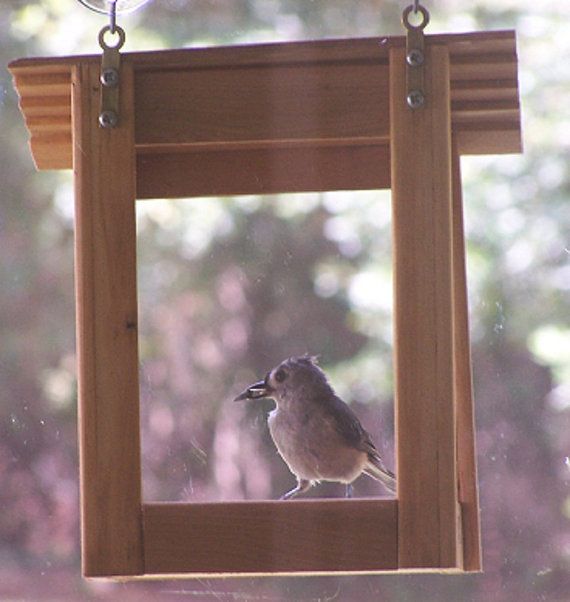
[274,368,287,383]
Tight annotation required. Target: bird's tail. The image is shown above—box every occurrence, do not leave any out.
[364,453,396,494]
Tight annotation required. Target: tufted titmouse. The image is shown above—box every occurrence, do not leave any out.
[234,355,396,500]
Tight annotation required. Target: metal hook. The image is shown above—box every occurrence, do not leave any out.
[98,24,126,51]
[109,0,117,34]
[402,3,430,110]
[402,4,430,31]
[98,21,125,128]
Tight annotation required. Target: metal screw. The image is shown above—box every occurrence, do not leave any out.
[99,110,119,128]
[406,90,426,109]
[100,67,119,88]
[406,49,425,67]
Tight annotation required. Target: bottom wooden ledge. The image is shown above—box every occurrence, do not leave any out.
[143,499,398,576]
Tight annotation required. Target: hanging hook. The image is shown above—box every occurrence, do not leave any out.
[109,0,117,34]
[98,10,125,128]
[402,3,430,110]
[402,3,430,31]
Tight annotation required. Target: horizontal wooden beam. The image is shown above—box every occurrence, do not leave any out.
[10,30,522,177]
[133,62,390,147]
[136,142,391,198]
[143,500,398,576]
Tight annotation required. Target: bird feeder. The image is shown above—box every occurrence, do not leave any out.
[9,12,522,578]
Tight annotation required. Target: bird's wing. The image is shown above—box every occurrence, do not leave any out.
[325,395,396,493]
[324,394,375,451]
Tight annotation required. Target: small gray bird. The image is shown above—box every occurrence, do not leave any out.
[234,355,396,500]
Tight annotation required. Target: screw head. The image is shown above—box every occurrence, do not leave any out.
[100,68,120,88]
[406,49,425,67]
[98,110,119,128]
[406,90,425,109]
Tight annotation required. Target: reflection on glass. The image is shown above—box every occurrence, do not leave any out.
[76,0,152,14]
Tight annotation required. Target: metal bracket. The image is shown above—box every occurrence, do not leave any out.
[402,4,430,109]
[98,25,125,128]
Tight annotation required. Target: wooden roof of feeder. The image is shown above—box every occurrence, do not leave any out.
[9,30,522,197]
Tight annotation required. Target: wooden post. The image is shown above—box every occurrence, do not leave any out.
[452,145,482,571]
[391,44,462,569]
[72,61,144,576]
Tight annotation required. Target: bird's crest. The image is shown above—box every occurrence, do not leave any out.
[297,353,320,366]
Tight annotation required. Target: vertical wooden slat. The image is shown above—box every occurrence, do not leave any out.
[452,145,482,572]
[72,61,144,576]
[391,44,462,569]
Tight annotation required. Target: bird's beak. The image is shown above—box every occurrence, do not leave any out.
[233,380,271,402]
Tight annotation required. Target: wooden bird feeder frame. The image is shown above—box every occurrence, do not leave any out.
[10,28,521,578]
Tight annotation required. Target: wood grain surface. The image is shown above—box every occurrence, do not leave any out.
[10,30,521,176]
[390,44,462,569]
[72,61,144,577]
[143,500,398,575]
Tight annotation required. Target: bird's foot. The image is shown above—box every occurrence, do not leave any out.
[345,483,354,498]
[280,478,312,500]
